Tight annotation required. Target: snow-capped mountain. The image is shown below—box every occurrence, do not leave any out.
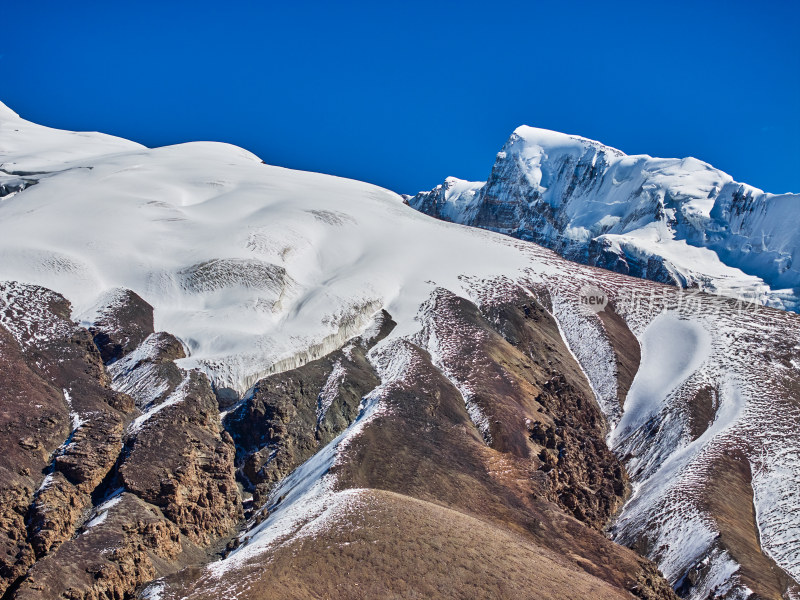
[409,126,800,312]
[1,102,799,600]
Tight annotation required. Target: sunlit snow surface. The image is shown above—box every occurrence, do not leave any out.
[1,102,799,598]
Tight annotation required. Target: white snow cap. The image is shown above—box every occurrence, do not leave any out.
[510,125,626,156]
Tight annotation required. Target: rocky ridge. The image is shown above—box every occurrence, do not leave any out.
[0,284,241,599]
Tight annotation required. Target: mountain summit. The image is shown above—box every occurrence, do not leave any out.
[410,126,800,311]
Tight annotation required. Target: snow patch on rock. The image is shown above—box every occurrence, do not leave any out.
[316,359,346,424]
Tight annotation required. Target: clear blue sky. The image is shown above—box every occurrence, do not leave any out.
[2,0,798,194]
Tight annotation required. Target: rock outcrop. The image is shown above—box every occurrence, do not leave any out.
[120,371,242,545]
[0,282,134,594]
[89,288,155,365]
[0,284,241,599]
[226,311,394,505]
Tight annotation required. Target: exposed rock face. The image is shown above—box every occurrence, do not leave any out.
[14,494,190,600]
[527,371,628,527]
[226,311,394,504]
[0,284,241,599]
[28,472,90,558]
[120,371,242,545]
[88,288,155,364]
[0,321,67,595]
[0,282,134,594]
[54,415,125,488]
[91,290,242,548]
[415,286,627,529]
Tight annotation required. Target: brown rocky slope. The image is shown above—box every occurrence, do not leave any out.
[0,280,680,599]
[0,284,241,600]
[145,289,676,600]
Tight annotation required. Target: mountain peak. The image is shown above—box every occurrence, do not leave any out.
[506,125,627,159]
[412,125,800,311]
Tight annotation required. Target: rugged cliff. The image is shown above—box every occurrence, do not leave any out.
[409,126,800,311]
[0,285,241,599]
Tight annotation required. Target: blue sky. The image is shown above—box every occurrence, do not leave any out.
[2,0,798,194]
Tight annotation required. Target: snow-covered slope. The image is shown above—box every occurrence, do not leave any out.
[0,102,142,171]
[0,101,541,398]
[1,101,799,599]
[409,126,800,311]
